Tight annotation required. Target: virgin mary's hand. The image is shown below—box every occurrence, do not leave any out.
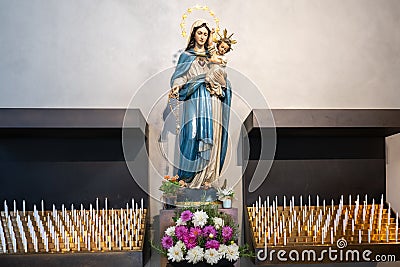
[213,70,226,87]
[169,86,180,98]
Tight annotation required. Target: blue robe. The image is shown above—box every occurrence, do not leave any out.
[170,49,232,182]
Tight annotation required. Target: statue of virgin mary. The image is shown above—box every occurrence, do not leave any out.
[169,19,232,189]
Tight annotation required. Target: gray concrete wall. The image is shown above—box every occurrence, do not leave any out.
[0,0,400,108]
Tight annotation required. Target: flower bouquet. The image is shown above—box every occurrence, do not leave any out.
[216,188,235,209]
[160,175,185,208]
[156,204,251,266]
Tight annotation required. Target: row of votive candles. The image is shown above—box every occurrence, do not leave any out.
[249,194,399,246]
[0,198,145,254]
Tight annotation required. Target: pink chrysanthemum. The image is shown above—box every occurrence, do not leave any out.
[202,225,216,238]
[190,227,203,237]
[222,226,233,241]
[175,225,189,240]
[183,233,197,249]
[180,210,194,222]
[161,235,173,249]
[205,239,220,250]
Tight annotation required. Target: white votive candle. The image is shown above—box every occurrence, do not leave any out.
[396,213,398,242]
[368,229,371,243]
[300,195,303,210]
[284,229,287,246]
[298,220,301,236]
[283,195,286,210]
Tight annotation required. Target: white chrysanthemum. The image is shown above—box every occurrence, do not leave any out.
[218,244,228,257]
[175,240,185,250]
[213,217,224,229]
[225,244,240,262]
[167,244,184,262]
[165,226,175,237]
[192,210,209,228]
[204,248,222,265]
[185,246,204,264]
[176,218,187,226]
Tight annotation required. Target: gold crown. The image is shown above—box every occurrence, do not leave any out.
[216,28,237,45]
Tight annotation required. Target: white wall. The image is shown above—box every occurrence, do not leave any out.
[1,0,400,108]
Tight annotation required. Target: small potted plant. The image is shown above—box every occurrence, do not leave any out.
[217,188,235,209]
[160,175,184,209]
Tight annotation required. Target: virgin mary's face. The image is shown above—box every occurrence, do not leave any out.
[194,27,208,47]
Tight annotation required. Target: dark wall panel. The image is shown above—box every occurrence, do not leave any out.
[0,127,148,209]
[248,128,385,160]
[0,161,147,209]
[244,159,385,206]
[242,109,400,208]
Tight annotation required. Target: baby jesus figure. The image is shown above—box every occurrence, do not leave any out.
[206,29,236,97]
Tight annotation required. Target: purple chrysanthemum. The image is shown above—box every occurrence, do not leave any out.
[183,233,197,249]
[190,227,202,237]
[205,239,220,250]
[222,226,233,241]
[175,225,189,240]
[202,225,217,238]
[161,235,173,249]
[180,210,194,222]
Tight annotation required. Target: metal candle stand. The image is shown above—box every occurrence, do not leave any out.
[0,198,148,266]
[246,195,400,264]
